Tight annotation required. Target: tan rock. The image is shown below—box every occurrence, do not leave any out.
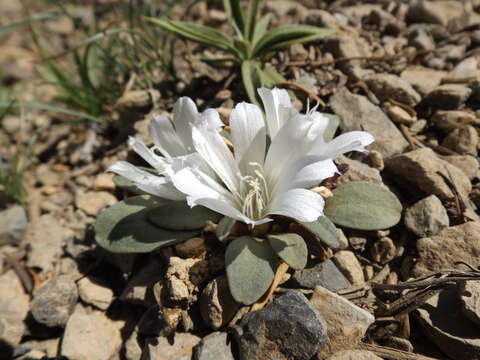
[93,173,116,191]
[75,190,117,216]
[78,277,113,310]
[143,333,201,360]
[332,250,364,285]
[327,350,382,360]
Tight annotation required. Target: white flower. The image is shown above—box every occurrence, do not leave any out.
[108,97,222,200]
[169,88,374,226]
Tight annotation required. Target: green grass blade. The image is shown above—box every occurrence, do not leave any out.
[241,60,259,105]
[0,8,60,37]
[251,14,272,48]
[223,0,245,37]
[245,0,260,41]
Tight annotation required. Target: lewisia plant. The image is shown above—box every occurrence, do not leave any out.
[109,88,374,226]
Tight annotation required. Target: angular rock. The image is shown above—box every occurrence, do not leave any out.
[62,309,123,360]
[416,284,480,360]
[75,190,117,216]
[93,173,115,191]
[125,329,142,360]
[310,286,375,358]
[332,251,364,285]
[233,291,326,360]
[444,57,480,83]
[431,110,476,132]
[408,25,435,52]
[404,195,449,237]
[175,237,206,258]
[365,73,421,106]
[406,0,464,26]
[401,66,446,96]
[193,332,235,360]
[442,154,479,180]
[199,275,240,330]
[330,87,408,158]
[143,333,201,360]
[370,237,397,264]
[385,148,472,201]
[78,277,113,310]
[335,156,383,186]
[424,84,472,110]
[459,280,480,327]
[442,125,479,155]
[31,276,78,327]
[0,205,27,245]
[324,36,372,80]
[413,222,480,276]
[327,350,382,360]
[120,259,163,306]
[291,259,351,291]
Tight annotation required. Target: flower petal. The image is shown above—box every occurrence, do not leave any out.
[230,102,266,172]
[201,108,223,130]
[128,137,168,172]
[269,188,325,222]
[149,114,187,158]
[258,87,292,139]
[311,131,374,159]
[108,161,184,200]
[291,159,338,189]
[172,97,199,152]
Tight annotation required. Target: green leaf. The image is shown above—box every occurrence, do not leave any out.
[0,8,60,37]
[216,217,237,242]
[251,14,272,48]
[112,175,147,195]
[223,0,245,37]
[95,196,198,253]
[322,114,340,142]
[299,216,340,249]
[325,182,402,230]
[245,0,260,41]
[241,60,259,105]
[147,201,222,231]
[267,233,307,270]
[253,25,334,58]
[225,236,277,304]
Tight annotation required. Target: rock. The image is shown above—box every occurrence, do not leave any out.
[416,284,480,360]
[332,250,364,285]
[442,155,479,180]
[406,0,464,27]
[264,0,307,18]
[62,309,123,360]
[193,332,235,360]
[303,9,349,32]
[78,277,113,310]
[410,119,427,134]
[75,190,117,216]
[26,214,72,272]
[385,148,472,201]
[31,276,78,327]
[175,237,206,258]
[0,205,27,245]
[310,286,375,358]
[384,103,416,125]
[324,36,372,79]
[444,57,480,83]
[442,125,479,155]
[199,275,241,330]
[120,258,163,306]
[401,66,446,96]
[370,237,397,264]
[413,222,480,276]
[459,280,480,327]
[431,110,476,132]
[404,195,449,237]
[233,291,326,360]
[330,87,408,158]
[365,73,421,106]
[327,350,382,360]
[335,156,383,186]
[125,329,142,360]
[424,84,472,110]
[35,164,61,186]
[0,270,30,346]
[93,173,116,191]
[291,259,351,291]
[143,333,201,360]
[408,25,435,51]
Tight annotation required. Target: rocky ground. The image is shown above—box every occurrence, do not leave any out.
[3,0,480,359]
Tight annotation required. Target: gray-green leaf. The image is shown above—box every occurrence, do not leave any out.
[299,216,340,249]
[95,195,197,253]
[216,217,237,242]
[147,201,222,231]
[112,174,146,195]
[225,236,277,305]
[324,181,402,230]
[267,233,307,270]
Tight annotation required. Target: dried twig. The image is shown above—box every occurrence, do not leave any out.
[358,343,445,360]
[272,81,326,108]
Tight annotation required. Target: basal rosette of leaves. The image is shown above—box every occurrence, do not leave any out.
[95,88,402,305]
[143,0,334,104]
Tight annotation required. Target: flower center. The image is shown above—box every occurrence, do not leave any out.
[236,163,270,220]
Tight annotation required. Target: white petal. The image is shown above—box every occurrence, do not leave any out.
[108,161,184,200]
[291,159,338,189]
[128,137,168,172]
[311,131,374,159]
[172,97,199,152]
[191,125,241,194]
[201,108,223,129]
[149,114,187,158]
[230,102,266,172]
[258,87,292,139]
[268,188,325,222]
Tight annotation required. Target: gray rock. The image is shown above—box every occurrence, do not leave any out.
[311,286,375,358]
[416,284,480,360]
[324,36,372,80]
[442,154,479,180]
[62,308,123,360]
[233,291,326,360]
[330,87,408,158]
[120,258,164,306]
[385,148,472,201]
[0,205,27,245]
[401,66,446,96]
[425,84,472,110]
[142,332,201,360]
[193,332,234,360]
[332,250,364,285]
[335,156,383,186]
[442,125,479,155]
[364,73,421,106]
[31,276,78,327]
[431,110,476,132]
[78,277,113,310]
[413,222,480,276]
[291,259,351,291]
[459,280,480,327]
[404,195,449,237]
[200,275,241,330]
[327,350,382,360]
